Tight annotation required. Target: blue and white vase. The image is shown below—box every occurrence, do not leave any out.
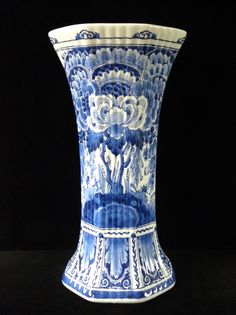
[48,23,187,303]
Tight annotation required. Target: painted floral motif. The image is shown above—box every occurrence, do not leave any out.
[87,94,148,132]
[64,46,176,219]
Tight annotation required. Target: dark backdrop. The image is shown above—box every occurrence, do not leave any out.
[0,1,235,251]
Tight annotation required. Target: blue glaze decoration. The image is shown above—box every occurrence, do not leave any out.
[132,30,157,39]
[75,29,101,40]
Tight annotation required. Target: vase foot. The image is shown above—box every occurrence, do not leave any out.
[61,273,175,303]
[61,221,175,303]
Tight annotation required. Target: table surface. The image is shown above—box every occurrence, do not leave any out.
[0,250,235,315]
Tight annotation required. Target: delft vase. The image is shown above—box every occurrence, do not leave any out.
[48,23,186,303]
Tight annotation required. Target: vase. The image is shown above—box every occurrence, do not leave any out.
[48,23,186,303]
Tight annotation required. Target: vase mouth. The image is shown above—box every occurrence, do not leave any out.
[48,23,187,46]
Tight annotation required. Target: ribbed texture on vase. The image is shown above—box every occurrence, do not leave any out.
[48,23,186,48]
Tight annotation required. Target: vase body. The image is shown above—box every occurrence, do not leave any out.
[49,23,186,303]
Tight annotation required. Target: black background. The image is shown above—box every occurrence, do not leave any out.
[1,1,235,251]
[0,1,235,313]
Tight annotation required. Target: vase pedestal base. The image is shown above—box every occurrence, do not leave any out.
[61,221,175,303]
[62,274,175,304]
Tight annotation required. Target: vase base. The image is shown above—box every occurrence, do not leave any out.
[61,273,175,304]
[61,222,176,303]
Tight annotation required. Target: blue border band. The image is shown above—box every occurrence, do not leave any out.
[62,272,175,300]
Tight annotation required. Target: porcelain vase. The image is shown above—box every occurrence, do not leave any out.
[48,23,187,303]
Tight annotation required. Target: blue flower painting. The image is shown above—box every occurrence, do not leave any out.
[64,46,176,219]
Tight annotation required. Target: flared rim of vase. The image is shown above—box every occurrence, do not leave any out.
[48,23,187,43]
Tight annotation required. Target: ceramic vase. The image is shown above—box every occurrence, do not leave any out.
[48,23,186,303]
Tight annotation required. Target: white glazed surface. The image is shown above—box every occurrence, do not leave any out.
[49,23,186,41]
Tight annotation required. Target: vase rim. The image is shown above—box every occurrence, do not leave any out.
[48,23,187,44]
